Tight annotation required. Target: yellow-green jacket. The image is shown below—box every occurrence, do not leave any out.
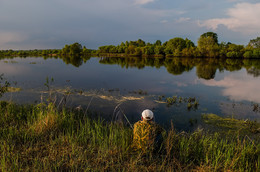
[132,120,163,153]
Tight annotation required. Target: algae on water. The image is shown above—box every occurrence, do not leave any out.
[7,87,22,92]
[202,113,260,134]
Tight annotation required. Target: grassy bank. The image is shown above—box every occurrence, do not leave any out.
[0,101,259,171]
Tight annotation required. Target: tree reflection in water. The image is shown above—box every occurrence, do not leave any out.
[99,56,260,80]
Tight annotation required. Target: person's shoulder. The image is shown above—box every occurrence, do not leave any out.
[134,120,142,126]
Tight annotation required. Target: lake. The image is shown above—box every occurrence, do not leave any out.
[1,56,260,131]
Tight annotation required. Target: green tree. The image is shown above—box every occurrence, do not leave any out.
[137,39,146,47]
[248,37,260,48]
[69,43,82,55]
[185,38,195,48]
[154,40,162,46]
[243,51,253,58]
[61,43,83,56]
[201,32,218,44]
[141,45,154,55]
[128,45,136,54]
[226,44,245,58]
[82,46,91,55]
[164,38,186,55]
[154,45,164,55]
[198,36,219,57]
[253,49,260,58]
[134,47,142,56]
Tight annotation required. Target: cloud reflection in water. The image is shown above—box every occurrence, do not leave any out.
[200,71,260,104]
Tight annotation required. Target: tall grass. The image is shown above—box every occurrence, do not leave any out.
[0,101,259,171]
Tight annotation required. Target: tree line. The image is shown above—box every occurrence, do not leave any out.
[96,32,260,58]
[0,32,259,58]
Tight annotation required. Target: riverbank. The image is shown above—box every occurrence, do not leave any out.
[0,101,259,171]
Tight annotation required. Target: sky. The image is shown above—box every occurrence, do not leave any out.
[0,0,260,50]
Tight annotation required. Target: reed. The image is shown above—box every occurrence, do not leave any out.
[0,101,259,171]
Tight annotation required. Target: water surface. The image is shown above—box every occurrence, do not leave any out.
[1,56,260,131]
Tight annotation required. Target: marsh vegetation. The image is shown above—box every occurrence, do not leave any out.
[0,101,259,171]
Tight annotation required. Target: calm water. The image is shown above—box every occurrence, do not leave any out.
[1,56,260,131]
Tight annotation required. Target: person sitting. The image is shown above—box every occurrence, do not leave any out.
[132,109,164,154]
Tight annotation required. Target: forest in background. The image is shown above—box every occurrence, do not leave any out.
[0,32,260,58]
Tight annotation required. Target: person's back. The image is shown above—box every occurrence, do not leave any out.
[132,109,163,154]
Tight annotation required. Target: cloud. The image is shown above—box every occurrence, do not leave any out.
[199,3,260,34]
[160,20,168,23]
[0,31,27,49]
[200,73,260,103]
[134,0,155,5]
[175,17,191,23]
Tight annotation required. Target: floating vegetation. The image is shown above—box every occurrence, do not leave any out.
[187,100,199,111]
[3,60,17,63]
[187,103,192,110]
[129,89,148,95]
[158,95,165,101]
[29,62,37,64]
[166,96,177,105]
[108,88,120,92]
[158,95,199,110]
[54,88,145,104]
[202,113,260,134]
[7,87,21,92]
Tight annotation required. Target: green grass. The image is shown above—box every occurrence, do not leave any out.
[0,101,259,171]
[202,113,260,134]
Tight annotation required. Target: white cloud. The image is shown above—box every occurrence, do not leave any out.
[134,0,155,5]
[175,17,191,23]
[199,3,260,34]
[160,20,168,23]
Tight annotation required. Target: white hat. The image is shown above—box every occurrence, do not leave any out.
[142,109,154,121]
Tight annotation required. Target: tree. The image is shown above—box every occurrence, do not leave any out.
[185,38,195,48]
[248,37,260,48]
[82,46,91,55]
[154,45,164,55]
[69,43,82,55]
[141,45,154,55]
[137,39,146,47]
[201,32,218,44]
[128,45,136,54]
[198,36,219,57]
[243,51,253,58]
[154,40,162,46]
[164,38,186,55]
[253,49,260,58]
[226,44,244,58]
[61,43,83,56]
[134,47,142,56]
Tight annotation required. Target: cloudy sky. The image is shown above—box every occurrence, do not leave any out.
[0,0,259,50]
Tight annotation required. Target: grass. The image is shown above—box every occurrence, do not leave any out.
[202,113,260,134]
[0,101,259,171]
